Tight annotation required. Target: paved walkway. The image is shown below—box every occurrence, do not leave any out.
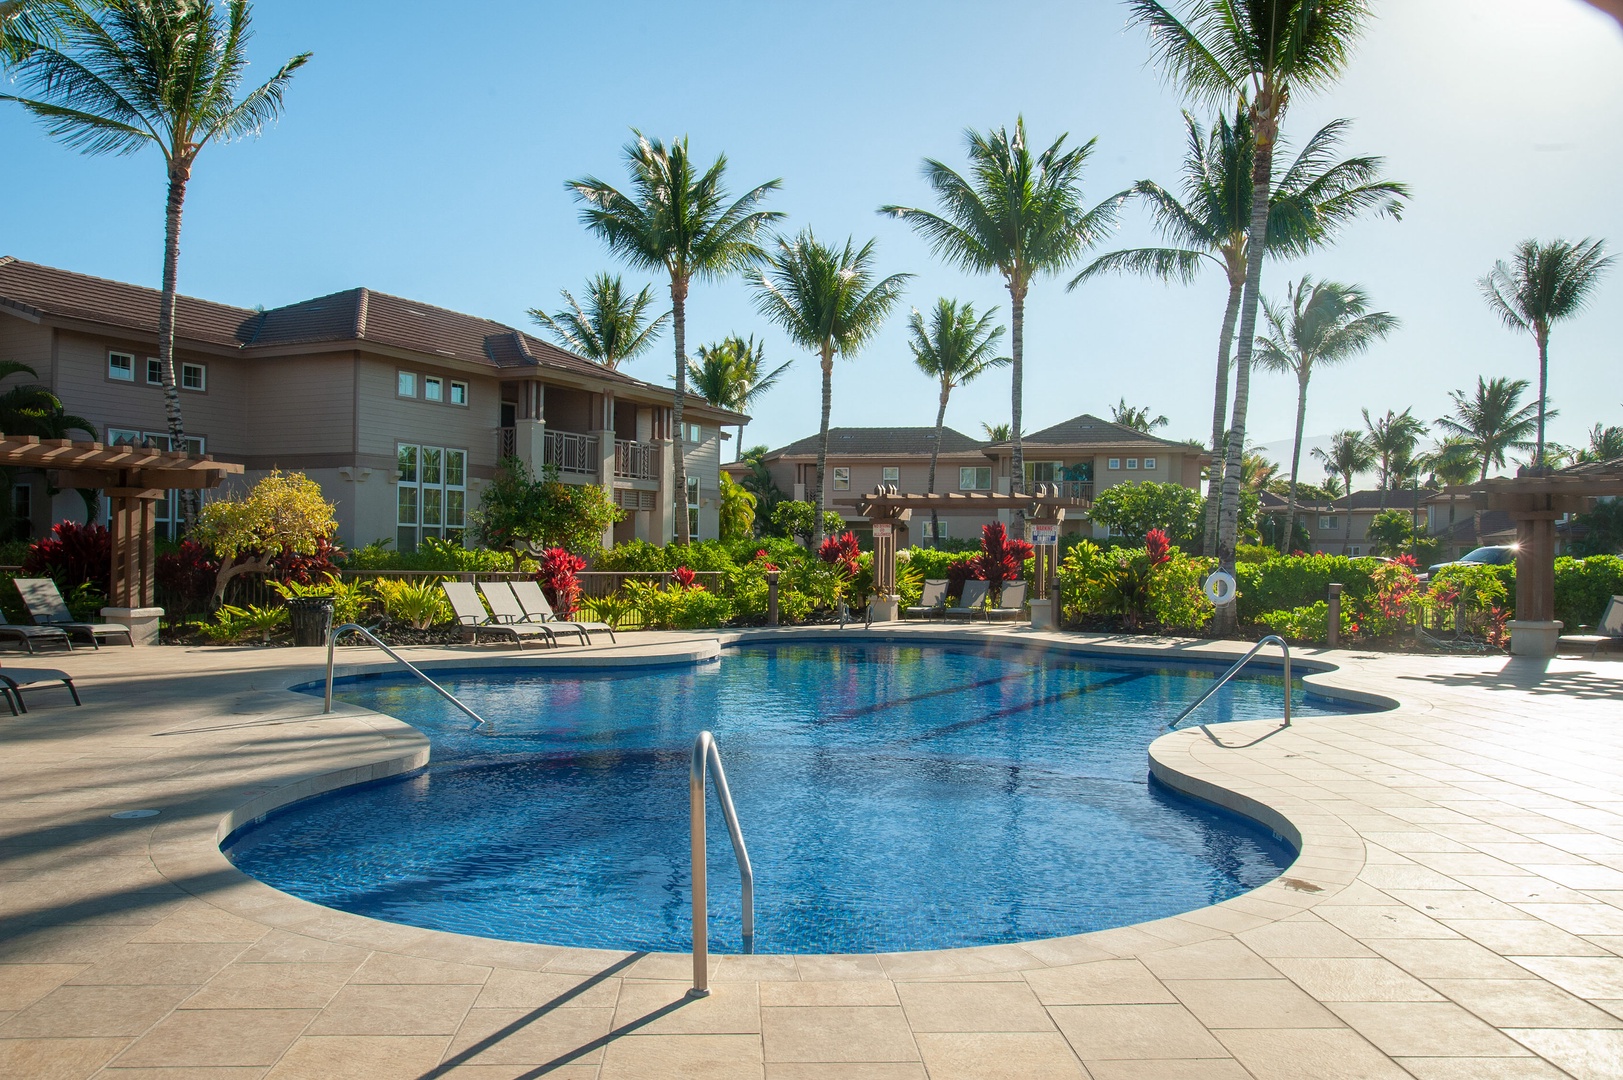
[2,628,1622,1079]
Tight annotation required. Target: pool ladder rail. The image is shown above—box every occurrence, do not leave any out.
[322,623,488,728]
[690,730,754,997]
[1166,634,1292,731]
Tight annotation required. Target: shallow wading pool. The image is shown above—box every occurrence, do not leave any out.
[224,641,1374,954]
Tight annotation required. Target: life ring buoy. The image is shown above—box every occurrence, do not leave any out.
[1202,570,1237,606]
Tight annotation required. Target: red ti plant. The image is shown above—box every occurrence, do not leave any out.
[753,549,779,573]
[1144,528,1172,566]
[22,520,112,596]
[537,547,586,617]
[818,531,861,579]
[970,522,1034,598]
[671,565,699,590]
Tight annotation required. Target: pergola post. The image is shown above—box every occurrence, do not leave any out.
[1508,509,1562,657]
[1027,491,1066,629]
[866,485,908,623]
[105,487,164,645]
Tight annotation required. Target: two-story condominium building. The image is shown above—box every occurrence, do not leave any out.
[1259,488,1428,556]
[0,259,745,548]
[732,415,1207,542]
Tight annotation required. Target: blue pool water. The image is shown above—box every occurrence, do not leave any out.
[225,642,1367,954]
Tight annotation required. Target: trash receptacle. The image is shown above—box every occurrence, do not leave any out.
[286,596,335,648]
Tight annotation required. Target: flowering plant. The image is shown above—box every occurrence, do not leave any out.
[671,565,699,590]
[537,547,586,617]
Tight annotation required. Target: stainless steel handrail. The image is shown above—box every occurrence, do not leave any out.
[1167,634,1292,730]
[323,623,487,728]
[689,730,754,997]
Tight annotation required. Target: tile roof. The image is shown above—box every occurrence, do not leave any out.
[988,413,1201,451]
[0,257,740,416]
[764,427,986,459]
[1331,488,1426,512]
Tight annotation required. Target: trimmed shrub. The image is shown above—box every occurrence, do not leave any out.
[1234,554,1379,624]
[1555,554,1623,628]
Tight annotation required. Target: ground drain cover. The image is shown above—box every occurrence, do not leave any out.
[110,809,160,819]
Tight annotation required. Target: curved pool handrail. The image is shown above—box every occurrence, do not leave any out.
[323,623,487,728]
[1167,635,1292,731]
[690,730,754,997]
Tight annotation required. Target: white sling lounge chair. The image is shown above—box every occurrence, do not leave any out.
[13,579,132,647]
[1558,596,1623,657]
[442,581,555,648]
[940,579,990,619]
[983,580,1028,621]
[509,579,617,644]
[903,579,949,620]
[0,612,73,654]
[478,581,589,647]
[0,666,81,715]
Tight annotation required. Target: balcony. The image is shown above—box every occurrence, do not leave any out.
[615,439,660,481]
[545,430,600,474]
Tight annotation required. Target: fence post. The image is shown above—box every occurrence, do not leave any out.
[1327,583,1344,648]
[766,570,780,627]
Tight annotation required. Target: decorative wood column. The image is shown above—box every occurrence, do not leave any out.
[107,487,162,608]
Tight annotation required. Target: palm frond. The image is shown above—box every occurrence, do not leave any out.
[1069,246,1211,289]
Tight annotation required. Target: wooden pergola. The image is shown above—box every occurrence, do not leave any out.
[0,435,242,610]
[1447,461,1623,655]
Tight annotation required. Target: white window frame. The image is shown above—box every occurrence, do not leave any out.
[146,358,163,385]
[108,350,135,382]
[959,466,992,491]
[180,362,206,392]
[687,476,701,539]
[920,519,948,541]
[833,466,850,491]
[424,376,443,402]
[396,442,467,552]
[1107,457,1121,471]
[449,380,468,406]
[1144,456,1157,470]
[1024,460,1063,486]
[1319,515,1337,530]
[882,466,899,485]
[1126,458,1139,470]
[397,371,417,398]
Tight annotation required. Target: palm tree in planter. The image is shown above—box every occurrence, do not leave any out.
[1125,0,1377,631]
[1361,407,1428,508]
[529,272,668,371]
[1255,276,1397,552]
[881,117,1119,499]
[907,298,1008,545]
[687,335,791,461]
[568,133,783,543]
[1310,429,1375,551]
[1436,376,1542,545]
[2,0,310,530]
[753,230,910,548]
[1479,237,1614,469]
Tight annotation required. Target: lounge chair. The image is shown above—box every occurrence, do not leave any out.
[1558,596,1623,657]
[12,579,132,648]
[983,580,1028,622]
[940,579,990,620]
[478,581,584,647]
[0,667,81,715]
[903,579,949,620]
[0,612,73,654]
[510,579,617,644]
[441,581,556,649]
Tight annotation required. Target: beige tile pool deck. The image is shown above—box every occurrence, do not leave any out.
[1,626,1621,1079]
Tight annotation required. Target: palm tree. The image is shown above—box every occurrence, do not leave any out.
[982,421,1012,442]
[1074,107,1406,554]
[1436,376,1542,546]
[1418,436,1482,554]
[1361,407,1428,507]
[529,273,668,371]
[1310,429,1375,550]
[1110,399,1169,434]
[1576,423,1623,464]
[568,133,783,543]
[1255,277,1397,552]
[753,230,910,547]
[2,0,310,530]
[908,299,1008,544]
[880,117,1118,497]
[1479,238,1614,468]
[1126,0,1376,630]
[0,360,97,525]
[0,0,60,58]
[686,335,791,460]
[1241,447,1279,493]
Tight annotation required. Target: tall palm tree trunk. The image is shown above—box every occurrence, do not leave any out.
[1282,370,1309,554]
[1215,113,1277,634]
[1535,329,1549,470]
[1008,285,1026,498]
[813,348,834,549]
[1203,279,1243,556]
[928,385,949,547]
[1342,468,1354,553]
[669,281,691,544]
[159,165,196,529]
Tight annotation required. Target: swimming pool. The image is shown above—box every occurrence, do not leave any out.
[225,641,1369,954]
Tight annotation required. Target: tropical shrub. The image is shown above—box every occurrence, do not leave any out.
[968,522,1033,600]
[718,471,756,542]
[1088,482,1204,547]
[818,531,861,578]
[22,520,112,596]
[1363,556,1424,637]
[1259,601,1355,643]
[537,547,586,618]
[591,538,670,572]
[346,536,524,574]
[1425,563,1510,641]
[577,592,638,630]
[1366,510,1413,556]
[156,540,219,613]
[1235,543,1279,564]
[1234,555,1379,624]
[769,501,845,547]
[192,471,339,607]
[1554,554,1623,627]
[623,578,734,629]
[901,546,978,583]
[202,603,288,644]
[1569,500,1623,557]
[368,578,451,629]
[471,458,621,556]
[270,573,371,624]
[1056,535,1211,631]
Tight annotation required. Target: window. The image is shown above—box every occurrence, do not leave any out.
[1107,458,1121,471]
[180,362,206,392]
[449,381,468,406]
[959,466,992,491]
[1144,457,1157,470]
[10,482,30,540]
[833,467,850,491]
[1023,460,1063,486]
[882,466,899,485]
[1349,546,1361,556]
[1319,516,1338,530]
[397,371,416,397]
[146,358,163,385]
[109,428,203,540]
[397,442,466,551]
[919,519,948,541]
[1126,458,1139,470]
[108,351,134,382]
[684,422,703,444]
[687,477,700,539]
[424,377,443,402]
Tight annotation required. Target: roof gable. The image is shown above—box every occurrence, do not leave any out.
[766,427,985,459]
[993,413,1197,451]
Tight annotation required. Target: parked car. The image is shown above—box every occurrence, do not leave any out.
[1427,545,1517,579]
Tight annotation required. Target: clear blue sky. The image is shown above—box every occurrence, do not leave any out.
[3,0,1619,479]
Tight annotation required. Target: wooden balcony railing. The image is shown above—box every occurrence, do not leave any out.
[615,439,660,481]
[545,430,600,474]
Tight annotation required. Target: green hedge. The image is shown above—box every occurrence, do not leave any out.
[1555,555,1623,628]
[1234,555,1379,624]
